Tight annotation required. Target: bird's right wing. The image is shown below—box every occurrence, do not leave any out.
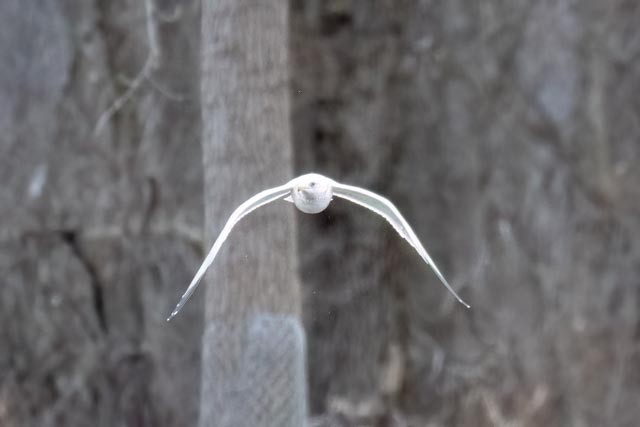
[167,183,293,321]
[332,182,470,308]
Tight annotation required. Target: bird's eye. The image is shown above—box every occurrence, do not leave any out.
[309,182,316,188]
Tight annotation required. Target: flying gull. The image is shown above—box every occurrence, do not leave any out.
[167,173,470,321]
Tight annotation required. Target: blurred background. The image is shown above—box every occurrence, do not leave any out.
[2,0,640,426]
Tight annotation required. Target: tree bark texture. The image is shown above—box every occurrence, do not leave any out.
[2,0,640,426]
[199,1,305,426]
[1,0,204,426]
[292,1,640,426]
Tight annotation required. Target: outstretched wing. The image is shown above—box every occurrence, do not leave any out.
[332,182,470,308]
[167,184,293,321]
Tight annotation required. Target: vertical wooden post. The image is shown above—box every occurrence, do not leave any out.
[199,1,306,426]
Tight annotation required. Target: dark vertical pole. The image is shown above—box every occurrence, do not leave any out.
[199,1,306,426]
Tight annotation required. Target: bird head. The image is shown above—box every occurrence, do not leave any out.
[291,173,333,214]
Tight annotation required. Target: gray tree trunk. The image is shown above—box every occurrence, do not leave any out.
[199,1,306,426]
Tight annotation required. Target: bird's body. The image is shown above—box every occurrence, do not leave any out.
[288,173,334,213]
[167,173,469,321]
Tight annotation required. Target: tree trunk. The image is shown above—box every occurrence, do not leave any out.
[199,1,306,426]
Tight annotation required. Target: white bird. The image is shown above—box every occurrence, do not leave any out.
[167,173,469,321]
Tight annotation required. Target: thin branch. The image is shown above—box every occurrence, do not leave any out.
[94,56,154,135]
[94,0,185,135]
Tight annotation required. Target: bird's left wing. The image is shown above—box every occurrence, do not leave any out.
[167,184,293,321]
[332,182,470,308]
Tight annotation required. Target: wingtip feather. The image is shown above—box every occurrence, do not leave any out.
[166,309,179,322]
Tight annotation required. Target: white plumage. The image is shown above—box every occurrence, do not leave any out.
[167,173,469,321]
